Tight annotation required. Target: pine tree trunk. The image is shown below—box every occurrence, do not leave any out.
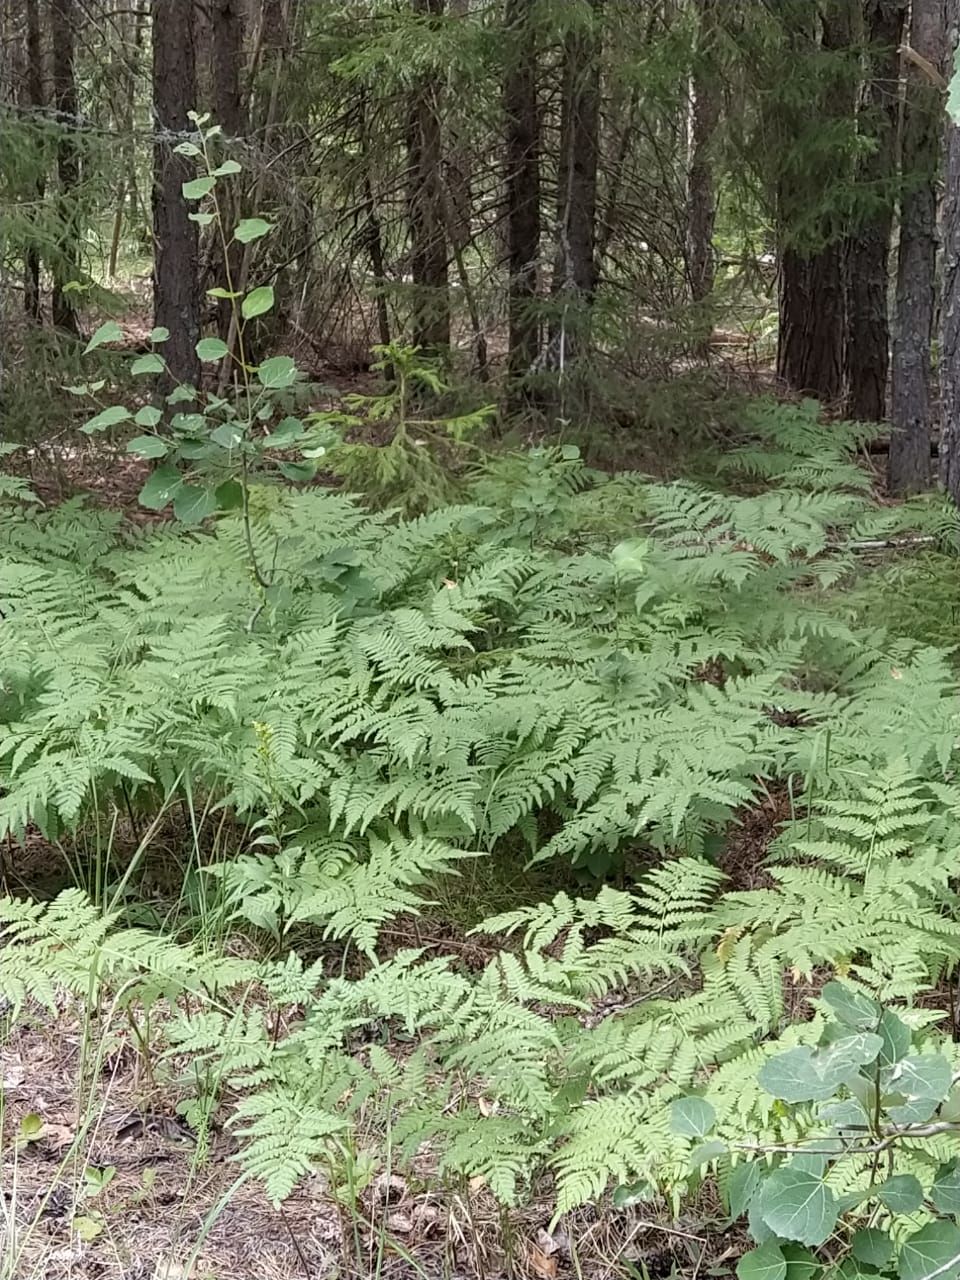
[51,0,79,334]
[775,0,856,402]
[889,0,944,495]
[777,245,846,397]
[22,0,44,321]
[687,0,720,315]
[939,0,960,501]
[551,0,603,367]
[503,0,541,398]
[152,0,201,391]
[408,0,450,355]
[845,0,906,422]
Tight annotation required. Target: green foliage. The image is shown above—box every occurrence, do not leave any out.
[5,404,960,1235]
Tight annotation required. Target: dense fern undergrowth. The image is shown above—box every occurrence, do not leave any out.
[6,402,960,1265]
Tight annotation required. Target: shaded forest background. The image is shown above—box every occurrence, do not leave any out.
[3,0,960,493]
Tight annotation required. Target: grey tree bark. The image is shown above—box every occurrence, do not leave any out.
[844,0,907,422]
[152,0,201,391]
[408,0,450,355]
[889,0,945,494]
[550,0,604,369]
[503,0,542,400]
[51,0,80,334]
[939,0,960,500]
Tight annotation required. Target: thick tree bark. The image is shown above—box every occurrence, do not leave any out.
[51,0,80,334]
[844,0,907,421]
[152,0,201,391]
[687,0,720,312]
[408,0,450,355]
[503,0,541,397]
[777,245,846,397]
[889,0,945,495]
[776,0,856,402]
[939,0,960,501]
[22,0,44,321]
[551,0,604,368]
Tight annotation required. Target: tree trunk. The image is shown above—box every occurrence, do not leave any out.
[551,0,604,367]
[211,0,245,338]
[939,0,960,501]
[889,0,944,495]
[51,0,80,334]
[775,0,856,402]
[777,245,846,397]
[152,0,201,391]
[503,0,541,399]
[687,0,720,328]
[408,0,450,355]
[845,0,907,422]
[22,0,44,321]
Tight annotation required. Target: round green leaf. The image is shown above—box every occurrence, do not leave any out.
[83,320,122,354]
[189,211,216,226]
[899,1222,960,1280]
[196,337,231,362]
[758,1168,839,1247]
[669,1096,716,1139]
[212,159,242,176]
[233,217,272,243]
[215,479,243,511]
[738,1244,787,1280]
[852,1229,893,1268]
[932,1163,960,1216]
[257,356,298,390]
[781,1244,820,1280]
[134,405,163,428]
[277,460,317,484]
[759,1048,835,1103]
[729,1162,763,1221]
[821,983,881,1030]
[173,141,201,157]
[878,1174,924,1215]
[149,326,170,344]
[182,176,215,200]
[173,485,218,525]
[211,422,243,450]
[263,416,305,447]
[877,1010,912,1068]
[82,405,131,434]
[139,464,183,511]
[131,353,166,376]
[126,435,168,459]
[886,1054,953,1103]
[241,285,274,320]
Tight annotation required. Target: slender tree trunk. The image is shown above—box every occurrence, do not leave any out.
[503,0,541,400]
[358,89,392,355]
[889,0,945,495]
[939,0,960,500]
[551,0,604,367]
[22,0,44,321]
[152,0,201,391]
[776,0,855,402]
[407,0,450,354]
[51,0,80,334]
[687,0,720,344]
[845,0,907,421]
[211,0,246,338]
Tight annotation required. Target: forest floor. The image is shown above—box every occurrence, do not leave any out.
[0,366,924,1280]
